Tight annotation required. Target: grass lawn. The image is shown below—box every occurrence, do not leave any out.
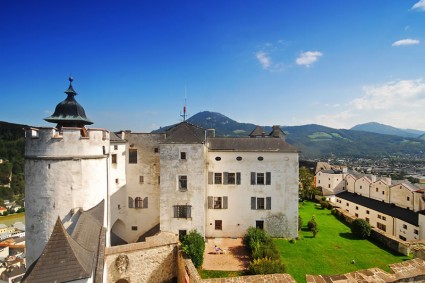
[0,212,25,226]
[275,201,411,283]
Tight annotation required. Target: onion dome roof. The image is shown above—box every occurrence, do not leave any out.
[44,77,93,126]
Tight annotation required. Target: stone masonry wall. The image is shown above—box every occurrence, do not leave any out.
[105,232,178,283]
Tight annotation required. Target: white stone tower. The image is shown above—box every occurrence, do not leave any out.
[25,77,109,267]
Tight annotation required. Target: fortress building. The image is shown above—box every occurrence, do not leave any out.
[23,78,299,282]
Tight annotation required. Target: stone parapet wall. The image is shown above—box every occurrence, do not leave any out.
[306,258,425,283]
[202,274,296,283]
[105,232,178,283]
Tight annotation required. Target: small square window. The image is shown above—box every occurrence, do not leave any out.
[112,154,117,164]
[403,224,407,229]
[414,229,419,235]
[115,178,119,184]
[215,220,222,230]
[365,217,370,223]
[382,216,386,221]
[154,147,159,153]
[366,210,369,214]
[139,176,144,183]
[131,226,138,231]
[114,145,118,150]
[355,213,358,217]
[180,152,186,160]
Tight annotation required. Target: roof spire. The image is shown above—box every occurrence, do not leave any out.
[65,75,77,96]
[180,87,188,121]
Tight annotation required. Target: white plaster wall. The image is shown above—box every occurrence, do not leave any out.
[354,177,371,197]
[413,192,425,212]
[25,128,108,266]
[390,185,414,210]
[316,172,345,194]
[346,175,356,193]
[109,142,127,246]
[117,133,164,243]
[206,151,298,238]
[159,143,207,237]
[394,219,420,241]
[369,180,390,203]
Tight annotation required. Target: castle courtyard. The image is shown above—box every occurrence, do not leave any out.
[202,238,250,271]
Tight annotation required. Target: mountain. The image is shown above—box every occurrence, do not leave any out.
[153,112,425,159]
[351,122,425,138]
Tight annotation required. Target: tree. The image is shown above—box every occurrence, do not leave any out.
[180,230,205,268]
[351,219,371,239]
[307,216,318,237]
[299,167,317,200]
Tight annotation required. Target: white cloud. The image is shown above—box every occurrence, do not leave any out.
[392,39,420,46]
[296,51,323,67]
[350,80,425,111]
[412,0,425,11]
[256,51,272,69]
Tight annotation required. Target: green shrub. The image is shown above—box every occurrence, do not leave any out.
[289,238,296,244]
[181,230,205,268]
[327,202,333,210]
[321,196,326,201]
[248,257,286,275]
[320,201,327,209]
[244,227,280,260]
[307,219,317,231]
[351,219,371,239]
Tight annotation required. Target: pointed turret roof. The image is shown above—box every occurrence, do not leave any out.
[22,217,93,282]
[44,77,93,127]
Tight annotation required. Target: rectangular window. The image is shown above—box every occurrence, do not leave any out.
[154,147,159,153]
[257,198,265,209]
[173,205,192,219]
[214,173,222,184]
[251,197,271,210]
[346,203,349,207]
[356,206,358,210]
[115,178,119,184]
[208,196,228,209]
[366,217,370,223]
[158,175,160,184]
[407,196,410,201]
[376,188,378,192]
[114,145,118,150]
[399,235,406,241]
[382,191,385,195]
[129,149,137,164]
[139,176,144,183]
[382,216,386,221]
[355,213,358,217]
[179,175,188,191]
[257,173,265,185]
[403,224,407,229]
[377,222,386,232]
[378,214,381,219]
[112,154,117,164]
[178,230,187,241]
[366,210,369,214]
[414,229,419,235]
[135,197,148,209]
[180,152,186,160]
[256,220,264,229]
[215,220,222,230]
[131,226,138,231]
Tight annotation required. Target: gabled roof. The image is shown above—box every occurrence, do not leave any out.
[163,122,205,144]
[248,126,265,137]
[336,191,419,226]
[208,137,299,153]
[390,182,419,192]
[22,217,94,282]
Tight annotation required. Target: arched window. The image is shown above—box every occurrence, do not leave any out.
[116,279,129,283]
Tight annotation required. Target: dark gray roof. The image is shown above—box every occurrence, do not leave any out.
[269,125,286,139]
[22,217,94,282]
[336,191,419,226]
[248,126,265,137]
[110,132,125,143]
[44,77,93,127]
[163,122,205,144]
[208,137,299,152]
[23,201,105,283]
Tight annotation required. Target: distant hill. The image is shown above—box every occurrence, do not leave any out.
[351,122,425,138]
[153,112,425,159]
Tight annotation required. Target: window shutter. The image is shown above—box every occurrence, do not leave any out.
[266,172,271,185]
[223,196,228,209]
[223,172,229,185]
[236,172,241,185]
[251,172,256,185]
[187,205,192,218]
[208,172,213,184]
[128,197,134,208]
[251,197,256,210]
[266,197,271,210]
[143,197,148,208]
[208,196,213,209]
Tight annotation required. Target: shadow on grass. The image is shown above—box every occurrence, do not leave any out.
[339,232,362,240]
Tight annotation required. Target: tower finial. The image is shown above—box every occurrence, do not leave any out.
[69,75,74,83]
[180,88,188,121]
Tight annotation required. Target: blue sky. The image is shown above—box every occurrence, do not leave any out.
[1,1,425,132]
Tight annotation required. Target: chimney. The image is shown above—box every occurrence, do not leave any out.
[206,129,215,138]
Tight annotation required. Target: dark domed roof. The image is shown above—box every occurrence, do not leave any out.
[44,77,93,127]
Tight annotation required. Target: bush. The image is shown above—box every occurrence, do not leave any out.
[244,227,279,260]
[327,202,333,210]
[181,230,205,268]
[307,218,317,231]
[320,201,327,209]
[321,196,326,201]
[351,219,371,239]
[248,257,286,275]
